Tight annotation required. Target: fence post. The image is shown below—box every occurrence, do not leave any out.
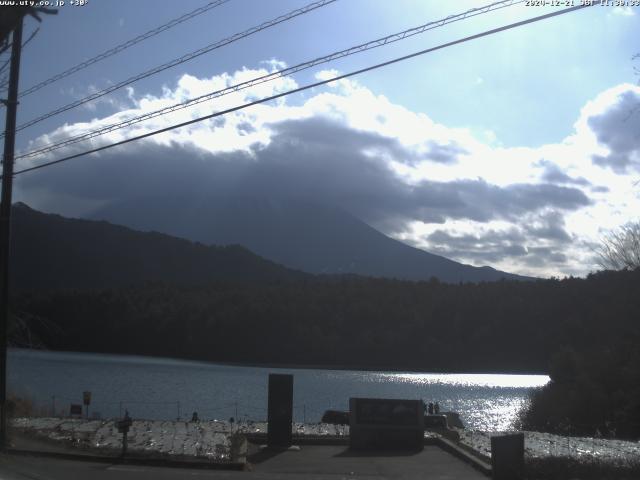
[177,401,181,421]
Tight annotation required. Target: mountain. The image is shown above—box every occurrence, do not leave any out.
[89,196,530,283]
[9,202,307,291]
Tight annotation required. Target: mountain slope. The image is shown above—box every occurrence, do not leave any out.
[10,202,307,291]
[90,196,529,283]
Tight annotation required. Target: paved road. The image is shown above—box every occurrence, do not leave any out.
[0,446,488,479]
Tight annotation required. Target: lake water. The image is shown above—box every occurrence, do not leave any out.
[8,349,549,431]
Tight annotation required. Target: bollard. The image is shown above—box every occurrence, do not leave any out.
[491,433,524,480]
[267,374,293,448]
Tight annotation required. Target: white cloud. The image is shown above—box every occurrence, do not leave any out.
[612,6,635,16]
[314,69,342,88]
[261,58,288,71]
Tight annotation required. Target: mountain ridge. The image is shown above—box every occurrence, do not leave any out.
[89,195,531,283]
[10,202,308,291]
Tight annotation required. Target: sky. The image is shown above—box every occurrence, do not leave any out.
[2,0,640,278]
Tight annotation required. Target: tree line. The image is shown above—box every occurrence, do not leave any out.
[11,268,640,437]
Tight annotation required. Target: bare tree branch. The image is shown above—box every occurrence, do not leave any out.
[597,221,640,270]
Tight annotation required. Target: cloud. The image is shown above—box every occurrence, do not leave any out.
[413,209,573,268]
[14,66,640,278]
[537,159,590,186]
[261,59,288,71]
[425,228,529,265]
[315,69,341,85]
[612,6,635,16]
[423,141,467,164]
[523,211,572,243]
[19,116,589,230]
[585,86,640,173]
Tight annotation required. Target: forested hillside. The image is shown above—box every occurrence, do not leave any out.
[13,269,639,374]
[10,203,307,290]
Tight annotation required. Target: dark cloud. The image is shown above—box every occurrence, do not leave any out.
[538,159,590,186]
[523,211,572,243]
[588,90,640,173]
[17,116,592,240]
[424,141,467,164]
[405,179,591,228]
[17,141,233,203]
[520,247,568,267]
[265,117,423,164]
[424,214,571,267]
[236,121,255,135]
[425,228,528,265]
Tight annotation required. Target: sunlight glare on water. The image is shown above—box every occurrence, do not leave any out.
[375,372,550,388]
[350,372,549,430]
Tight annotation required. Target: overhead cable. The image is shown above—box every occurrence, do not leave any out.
[0,27,39,88]
[4,0,337,137]
[11,3,594,177]
[14,1,231,99]
[17,0,523,161]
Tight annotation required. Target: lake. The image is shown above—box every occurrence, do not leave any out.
[8,348,548,431]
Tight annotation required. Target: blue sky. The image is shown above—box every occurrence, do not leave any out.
[4,0,640,277]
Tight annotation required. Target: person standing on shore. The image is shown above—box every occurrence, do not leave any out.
[434,402,440,414]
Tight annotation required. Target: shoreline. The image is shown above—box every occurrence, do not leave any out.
[9,347,549,376]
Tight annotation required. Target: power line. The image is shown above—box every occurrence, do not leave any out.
[11,3,593,178]
[19,26,39,50]
[4,0,337,138]
[0,56,12,80]
[0,43,10,57]
[14,1,230,100]
[0,27,39,87]
[17,0,524,161]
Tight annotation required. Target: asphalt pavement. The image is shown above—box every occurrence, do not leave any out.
[0,444,488,480]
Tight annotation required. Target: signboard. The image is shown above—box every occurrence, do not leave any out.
[354,398,420,426]
[349,398,424,451]
[83,391,91,406]
[117,418,132,433]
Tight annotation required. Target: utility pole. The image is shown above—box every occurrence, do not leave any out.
[0,16,23,450]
